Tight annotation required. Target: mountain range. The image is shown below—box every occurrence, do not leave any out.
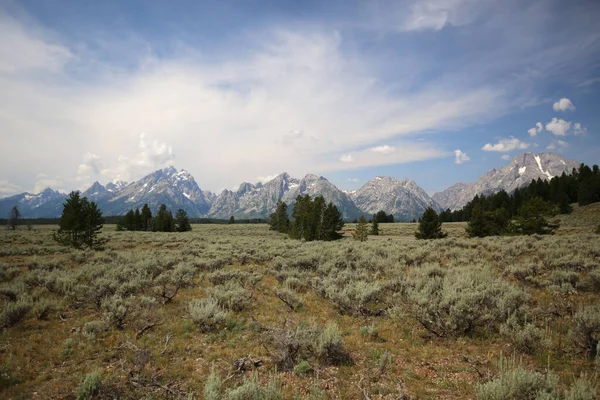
[432,152,580,210]
[0,152,580,221]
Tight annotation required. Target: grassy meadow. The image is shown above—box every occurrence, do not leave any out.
[1,206,599,399]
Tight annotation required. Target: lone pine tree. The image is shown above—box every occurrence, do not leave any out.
[54,191,107,249]
[415,207,447,240]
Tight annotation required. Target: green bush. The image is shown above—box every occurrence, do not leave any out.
[226,372,283,400]
[32,299,55,320]
[75,369,102,400]
[564,375,598,400]
[500,315,545,354]
[293,360,313,376]
[275,287,304,311]
[406,265,529,337]
[315,323,350,365]
[101,295,133,330]
[209,282,252,312]
[571,305,600,357]
[476,355,559,399]
[0,299,31,327]
[204,364,221,400]
[188,298,229,332]
[83,320,108,338]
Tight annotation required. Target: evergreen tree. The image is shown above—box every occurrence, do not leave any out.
[370,216,379,235]
[134,208,143,231]
[415,207,447,239]
[174,209,192,232]
[289,196,343,241]
[321,202,344,241]
[311,196,326,240]
[81,200,107,249]
[269,201,289,233]
[373,210,394,223]
[353,216,369,241]
[120,210,135,231]
[228,216,235,224]
[141,203,153,231]
[512,197,558,235]
[7,205,20,230]
[54,191,107,249]
[154,204,174,232]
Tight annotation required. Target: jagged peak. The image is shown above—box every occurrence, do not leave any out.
[303,173,322,181]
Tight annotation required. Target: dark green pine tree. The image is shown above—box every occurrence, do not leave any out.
[154,204,174,232]
[466,204,490,238]
[81,200,107,249]
[513,197,558,235]
[7,205,20,230]
[321,202,344,241]
[55,191,85,247]
[134,208,143,231]
[370,216,379,235]
[54,191,106,249]
[229,216,235,224]
[174,209,192,232]
[415,207,447,239]
[121,210,135,231]
[141,203,153,231]
[353,215,369,241]
[269,201,290,233]
[311,196,326,240]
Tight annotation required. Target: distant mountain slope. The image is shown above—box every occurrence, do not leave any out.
[433,152,580,210]
[103,167,213,217]
[351,176,442,221]
[208,173,362,220]
[0,188,66,218]
[5,152,577,220]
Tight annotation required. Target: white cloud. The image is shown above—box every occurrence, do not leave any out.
[256,174,278,183]
[546,140,568,150]
[501,154,511,160]
[454,149,470,164]
[482,137,530,152]
[527,122,543,137]
[552,98,575,112]
[0,11,510,192]
[32,174,68,194]
[573,123,587,136]
[347,178,358,182]
[0,180,22,196]
[371,145,396,154]
[339,154,354,163]
[76,152,102,180]
[545,118,571,136]
[99,133,175,182]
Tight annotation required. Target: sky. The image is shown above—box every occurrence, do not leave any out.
[0,0,599,196]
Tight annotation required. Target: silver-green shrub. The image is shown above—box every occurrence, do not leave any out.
[188,298,229,332]
[406,265,529,337]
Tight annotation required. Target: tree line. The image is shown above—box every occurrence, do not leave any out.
[440,163,600,223]
[117,204,191,232]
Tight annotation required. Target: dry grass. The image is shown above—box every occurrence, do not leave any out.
[0,205,599,399]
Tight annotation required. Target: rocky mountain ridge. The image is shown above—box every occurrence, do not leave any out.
[432,152,580,210]
[0,152,580,220]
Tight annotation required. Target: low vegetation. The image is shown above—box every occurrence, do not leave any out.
[1,203,599,398]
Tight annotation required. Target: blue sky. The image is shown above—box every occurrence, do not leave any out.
[0,0,599,196]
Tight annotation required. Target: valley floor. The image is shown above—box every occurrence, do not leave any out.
[1,207,599,399]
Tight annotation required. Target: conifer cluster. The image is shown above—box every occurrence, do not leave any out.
[269,195,344,241]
